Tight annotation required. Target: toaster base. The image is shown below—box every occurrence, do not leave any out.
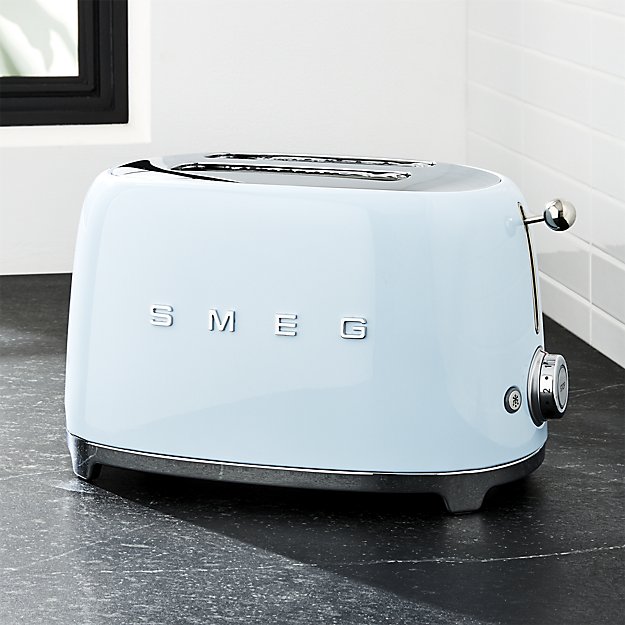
[67,432,545,514]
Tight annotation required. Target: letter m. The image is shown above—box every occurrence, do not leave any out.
[208,309,235,332]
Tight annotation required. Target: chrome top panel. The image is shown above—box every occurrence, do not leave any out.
[113,153,501,192]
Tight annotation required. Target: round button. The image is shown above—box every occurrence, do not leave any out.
[504,387,522,413]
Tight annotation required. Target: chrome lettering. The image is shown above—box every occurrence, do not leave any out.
[149,304,368,340]
[150,304,173,327]
[340,317,367,339]
[208,309,235,332]
[275,313,297,337]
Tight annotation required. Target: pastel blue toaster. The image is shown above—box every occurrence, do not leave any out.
[65,153,575,512]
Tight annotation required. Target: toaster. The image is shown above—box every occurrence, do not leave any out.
[65,153,575,513]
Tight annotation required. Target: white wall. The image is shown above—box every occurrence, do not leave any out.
[0,0,466,274]
[0,0,152,272]
[466,0,625,367]
[2,0,624,367]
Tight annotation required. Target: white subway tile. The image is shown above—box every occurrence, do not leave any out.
[533,227,590,298]
[467,84,525,152]
[591,307,625,368]
[591,73,625,141]
[522,158,592,242]
[524,0,592,67]
[539,273,591,342]
[467,33,524,99]
[591,252,625,323]
[523,52,592,126]
[562,0,625,18]
[523,106,592,185]
[592,133,625,202]
[467,0,524,45]
[467,0,625,369]
[593,193,625,263]
[592,12,625,77]
[466,132,526,184]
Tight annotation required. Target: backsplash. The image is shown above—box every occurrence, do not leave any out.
[466,0,625,367]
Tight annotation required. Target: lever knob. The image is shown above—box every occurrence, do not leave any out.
[544,199,576,231]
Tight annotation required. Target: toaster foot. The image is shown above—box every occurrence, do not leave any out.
[436,447,546,513]
[67,432,101,481]
[438,485,493,514]
[66,432,545,513]
[440,494,487,515]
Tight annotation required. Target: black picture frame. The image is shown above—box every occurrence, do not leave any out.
[0,0,128,126]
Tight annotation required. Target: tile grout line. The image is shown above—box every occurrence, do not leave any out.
[467,27,625,82]
[467,80,625,149]
[466,128,625,206]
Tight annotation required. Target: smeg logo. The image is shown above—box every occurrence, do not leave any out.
[149,305,368,339]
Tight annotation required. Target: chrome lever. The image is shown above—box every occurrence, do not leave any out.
[523,199,577,231]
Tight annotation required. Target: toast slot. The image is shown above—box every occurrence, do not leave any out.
[203,152,435,168]
[172,162,411,181]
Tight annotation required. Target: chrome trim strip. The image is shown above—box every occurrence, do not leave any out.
[67,432,545,513]
[519,203,541,334]
[528,347,547,426]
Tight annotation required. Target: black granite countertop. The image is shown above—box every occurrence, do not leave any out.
[0,274,623,625]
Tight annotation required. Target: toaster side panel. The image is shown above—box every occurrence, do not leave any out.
[66,174,546,473]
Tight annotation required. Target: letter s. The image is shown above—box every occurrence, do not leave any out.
[150,304,173,327]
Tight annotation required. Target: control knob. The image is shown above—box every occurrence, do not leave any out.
[528,349,569,425]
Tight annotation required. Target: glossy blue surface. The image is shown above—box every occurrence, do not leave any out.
[66,164,547,472]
